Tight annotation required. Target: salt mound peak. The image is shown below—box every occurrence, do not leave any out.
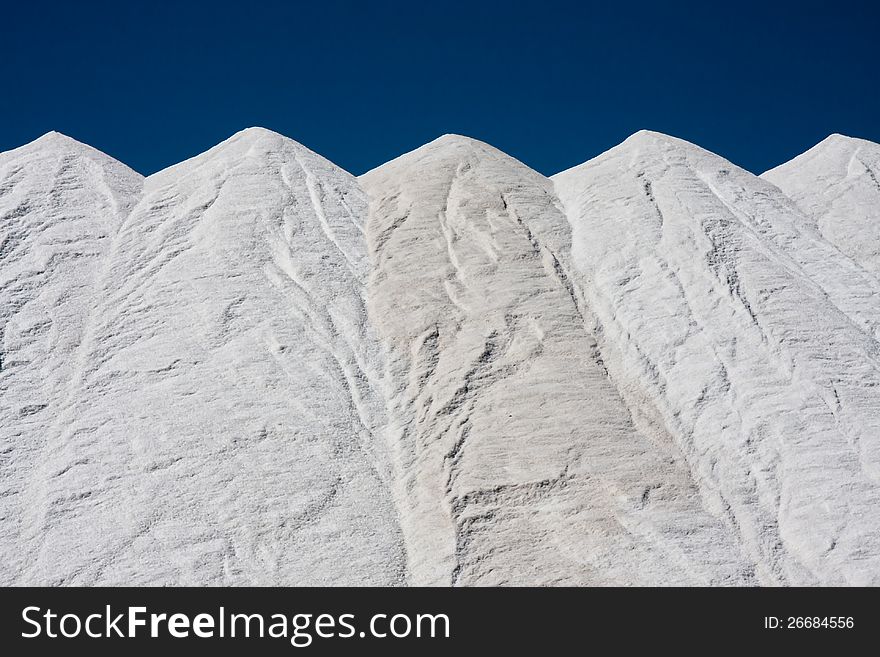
[762,132,880,276]
[763,132,880,177]
[554,129,728,180]
[0,130,142,179]
[361,132,547,190]
[147,125,357,184]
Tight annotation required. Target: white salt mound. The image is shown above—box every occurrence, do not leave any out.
[1,128,878,585]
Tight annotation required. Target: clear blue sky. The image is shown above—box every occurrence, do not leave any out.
[1,0,877,176]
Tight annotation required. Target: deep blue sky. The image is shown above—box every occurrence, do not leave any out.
[1,1,877,176]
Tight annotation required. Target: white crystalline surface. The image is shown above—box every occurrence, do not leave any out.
[1,129,405,585]
[2,127,879,585]
[553,131,880,585]
[763,134,880,276]
[0,133,143,583]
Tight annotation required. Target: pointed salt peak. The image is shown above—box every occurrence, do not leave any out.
[552,130,715,180]
[36,130,77,144]
[822,132,863,145]
[25,130,98,155]
[362,132,538,181]
[433,134,533,165]
[204,126,309,154]
[814,132,879,153]
[220,125,308,156]
[782,134,865,162]
[396,133,506,162]
[620,129,714,156]
[762,133,880,178]
[623,128,670,143]
[146,126,354,182]
[432,133,492,148]
[228,126,353,174]
[155,127,272,166]
[0,130,143,179]
[228,126,292,144]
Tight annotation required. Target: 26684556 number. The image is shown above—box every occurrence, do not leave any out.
[764,616,854,629]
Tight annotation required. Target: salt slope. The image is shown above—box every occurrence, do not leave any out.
[1,128,406,585]
[553,131,880,585]
[5,127,880,587]
[0,133,143,583]
[361,135,756,586]
[763,134,880,276]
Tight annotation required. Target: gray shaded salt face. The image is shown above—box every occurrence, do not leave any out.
[553,131,880,585]
[361,135,756,586]
[0,129,406,585]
